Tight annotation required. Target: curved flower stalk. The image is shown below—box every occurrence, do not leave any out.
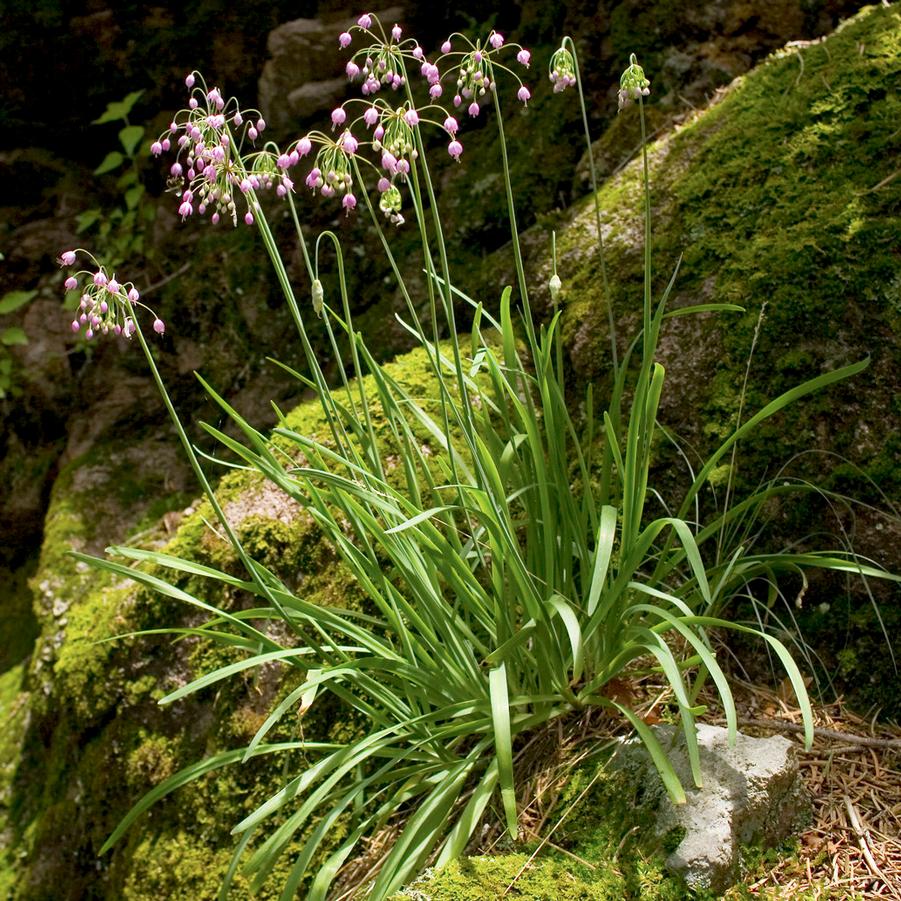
[70,16,901,901]
[549,38,617,372]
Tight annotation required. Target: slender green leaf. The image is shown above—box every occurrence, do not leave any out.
[586,505,617,615]
[489,663,517,838]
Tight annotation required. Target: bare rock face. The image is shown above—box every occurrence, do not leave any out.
[258,6,404,135]
[614,724,810,893]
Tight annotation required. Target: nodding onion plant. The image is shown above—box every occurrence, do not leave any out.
[57,14,897,900]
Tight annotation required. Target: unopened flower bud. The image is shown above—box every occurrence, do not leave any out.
[312,278,324,316]
[153,318,165,335]
[549,273,562,302]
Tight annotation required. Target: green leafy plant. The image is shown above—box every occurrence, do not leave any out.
[76,90,154,268]
[57,16,898,900]
[0,289,37,398]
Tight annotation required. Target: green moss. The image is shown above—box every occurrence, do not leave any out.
[402,855,614,900]
[397,766,696,901]
[0,664,28,895]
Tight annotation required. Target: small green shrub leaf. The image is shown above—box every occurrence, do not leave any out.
[94,151,124,175]
[93,90,143,124]
[0,290,37,314]
[1,327,27,346]
[118,124,144,156]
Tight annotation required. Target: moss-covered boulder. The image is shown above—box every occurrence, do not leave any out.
[507,3,900,716]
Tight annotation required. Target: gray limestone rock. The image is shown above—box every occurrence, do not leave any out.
[613,723,810,893]
[258,7,405,134]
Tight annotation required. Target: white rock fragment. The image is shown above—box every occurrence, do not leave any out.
[613,723,810,892]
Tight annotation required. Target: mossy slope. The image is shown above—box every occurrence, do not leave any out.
[2,7,898,898]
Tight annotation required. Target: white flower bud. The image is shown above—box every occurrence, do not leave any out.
[312,279,324,317]
[549,273,562,302]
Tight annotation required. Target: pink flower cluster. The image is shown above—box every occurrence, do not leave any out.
[304,129,359,213]
[152,73,296,227]
[59,251,163,340]
[342,15,410,95]
[332,14,533,173]
[146,19,535,226]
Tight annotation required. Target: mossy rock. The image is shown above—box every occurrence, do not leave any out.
[511,4,901,716]
[4,8,899,897]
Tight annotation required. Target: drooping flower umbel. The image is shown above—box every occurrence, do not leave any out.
[58,250,163,340]
[618,53,651,110]
[151,19,534,229]
[548,44,577,92]
[152,73,295,227]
